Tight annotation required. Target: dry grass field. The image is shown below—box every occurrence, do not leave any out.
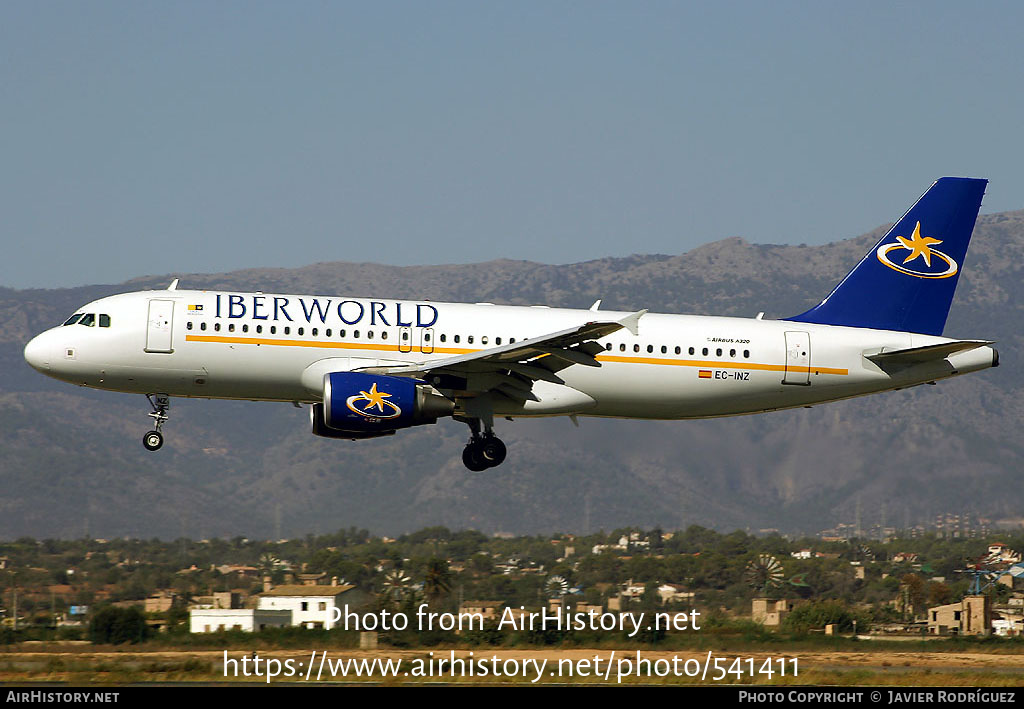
[2,646,1024,686]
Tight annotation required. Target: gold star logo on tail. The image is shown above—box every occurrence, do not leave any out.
[875,221,958,279]
[895,222,943,266]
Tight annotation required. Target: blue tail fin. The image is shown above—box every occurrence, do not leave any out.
[786,177,987,336]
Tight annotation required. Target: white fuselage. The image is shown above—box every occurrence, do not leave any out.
[23,289,997,421]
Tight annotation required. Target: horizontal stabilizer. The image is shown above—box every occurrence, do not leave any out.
[865,340,993,366]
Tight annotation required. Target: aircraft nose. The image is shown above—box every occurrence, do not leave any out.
[24,332,52,372]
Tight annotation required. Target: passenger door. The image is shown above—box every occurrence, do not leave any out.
[783,331,810,385]
[145,299,175,353]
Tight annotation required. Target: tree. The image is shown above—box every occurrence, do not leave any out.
[782,599,868,634]
[423,558,452,608]
[925,581,952,607]
[899,574,925,618]
[88,606,149,645]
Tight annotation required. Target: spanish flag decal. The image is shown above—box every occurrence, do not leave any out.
[698,370,712,379]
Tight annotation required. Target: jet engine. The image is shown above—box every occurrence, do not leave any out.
[311,371,454,440]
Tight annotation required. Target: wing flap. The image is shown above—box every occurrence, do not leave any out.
[386,310,646,378]
[381,309,647,405]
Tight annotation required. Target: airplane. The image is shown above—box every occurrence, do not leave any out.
[23,177,998,471]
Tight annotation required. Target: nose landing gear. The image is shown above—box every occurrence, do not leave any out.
[461,418,507,471]
[143,394,170,451]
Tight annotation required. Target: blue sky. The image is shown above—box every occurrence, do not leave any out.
[3,1,1022,289]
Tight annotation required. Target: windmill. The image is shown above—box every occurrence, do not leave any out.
[381,569,411,601]
[955,553,1003,595]
[546,575,569,598]
[745,555,784,596]
[855,544,875,562]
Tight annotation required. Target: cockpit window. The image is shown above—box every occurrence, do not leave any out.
[63,314,84,326]
[99,314,111,328]
[78,314,96,327]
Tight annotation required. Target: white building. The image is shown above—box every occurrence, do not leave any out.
[189,608,291,633]
[657,583,696,605]
[257,584,366,629]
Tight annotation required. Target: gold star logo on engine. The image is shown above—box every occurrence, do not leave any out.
[346,382,402,419]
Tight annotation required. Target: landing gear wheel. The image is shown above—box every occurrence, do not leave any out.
[462,443,489,472]
[143,430,164,451]
[143,394,170,452]
[481,436,506,467]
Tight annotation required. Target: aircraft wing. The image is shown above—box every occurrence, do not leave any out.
[379,310,646,402]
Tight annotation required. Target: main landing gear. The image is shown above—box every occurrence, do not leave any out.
[143,394,170,451]
[461,418,507,472]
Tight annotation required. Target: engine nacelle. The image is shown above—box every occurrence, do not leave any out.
[312,372,454,439]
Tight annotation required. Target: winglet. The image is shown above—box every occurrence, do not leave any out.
[618,309,647,336]
[590,299,602,311]
[167,278,179,291]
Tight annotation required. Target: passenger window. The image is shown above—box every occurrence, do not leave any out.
[620,344,626,352]
[255,325,262,333]
[63,314,83,326]
[325,328,331,337]
[661,345,667,354]
[744,350,750,358]
[606,343,612,351]
[367,330,373,339]
[353,329,359,338]
[340,329,346,337]
[468,336,474,344]
[730,348,736,357]
[716,348,722,357]
[79,314,96,327]
[403,331,410,341]
[702,347,708,356]
[214,323,221,332]
[229,324,236,333]
[381,331,387,340]
[298,327,305,336]
[284,326,290,335]
[186,322,193,330]
[99,314,111,328]
[243,324,249,333]
[440,334,447,343]
[201,322,208,331]
[510,338,516,343]
[675,346,681,355]
[270,326,276,334]
[425,333,431,342]
[481,336,489,345]
[312,328,318,337]
[633,344,640,353]
[689,347,695,355]
[495,337,502,345]
[647,345,653,353]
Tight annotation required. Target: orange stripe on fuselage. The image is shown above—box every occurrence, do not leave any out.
[183,335,849,376]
